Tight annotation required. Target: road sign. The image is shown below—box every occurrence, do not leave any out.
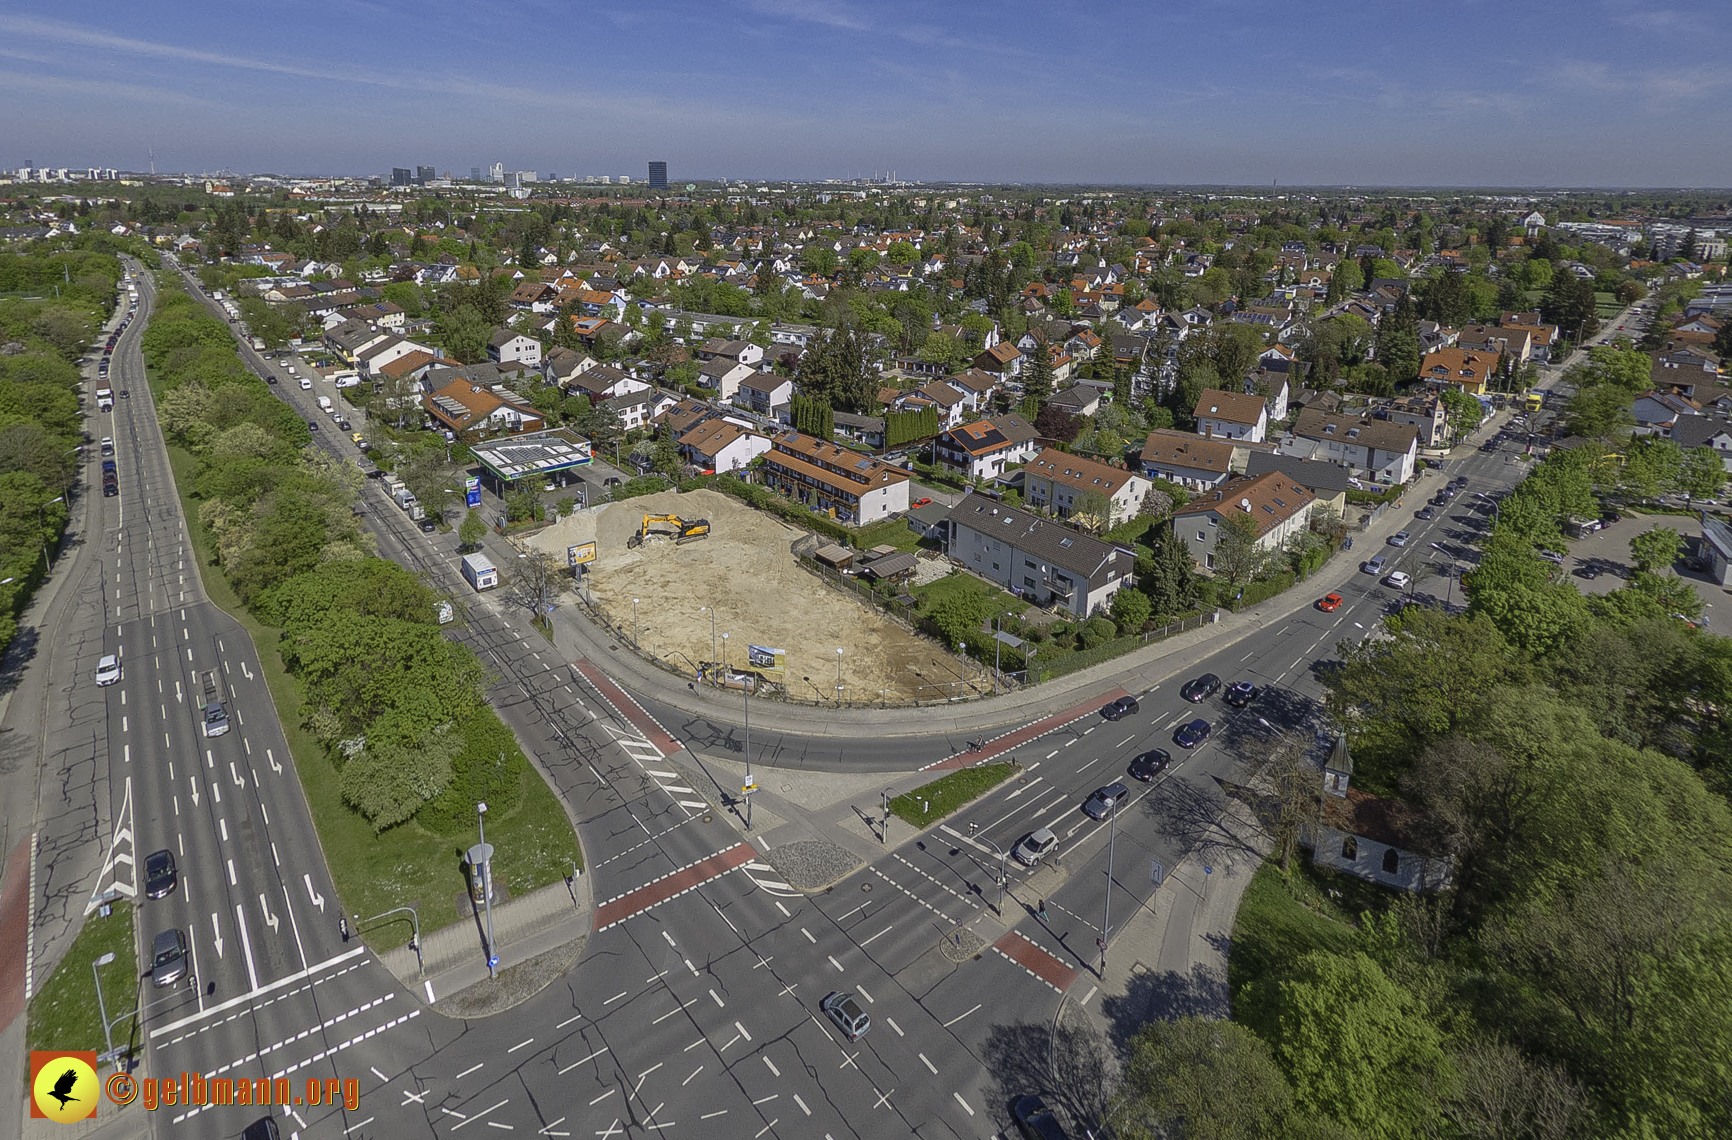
[1150,860,1164,887]
[741,783,759,795]
[488,955,499,969]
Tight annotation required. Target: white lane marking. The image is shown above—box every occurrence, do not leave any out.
[507,1037,534,1053]
[1078,985,1099,1006]
[942,1003,980,1027]
[734,1020,752,1042]
[556,1047,609,1075]
[919,1053,937,1074]
[855,983,873,1004]
[455,1063,484,1079]
[858,926,892,947]
[683,1066,704,1087]
[801,928,816,943]
[709,988,725,1007]
[953,1092,975,1116]
[793,1094,811,1116]
[885,1017,904,1037]
[762,1055,780,1077]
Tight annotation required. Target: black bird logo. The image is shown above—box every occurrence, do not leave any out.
[47,1068,81,1109]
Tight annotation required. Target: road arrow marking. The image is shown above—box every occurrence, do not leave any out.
[189,776,200,808]
[211,913,225,958]
[240,662,254,680]
[258,893,280,934]
[230,761,245,788]
[304,874,326,912]
[175,680,183,703]
[266,748,282,774]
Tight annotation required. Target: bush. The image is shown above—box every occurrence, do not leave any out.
[1080,615,1118,648]
[414,706,528,836]
[1110,588,1152,632]
[1228,570,1298,611]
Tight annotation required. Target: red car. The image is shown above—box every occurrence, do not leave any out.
[912,497,932,507]
[1317,593,1344,612]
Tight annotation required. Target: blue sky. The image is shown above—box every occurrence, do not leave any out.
[1,1,1727,186]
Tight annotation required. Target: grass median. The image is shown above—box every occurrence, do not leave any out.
[163,444,580,952]
[28,900,137,1057]
[888,763,1019,829]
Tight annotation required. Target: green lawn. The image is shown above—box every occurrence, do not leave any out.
[164,446,580,951]
[1227,860,1365,1012]
[889,763,1018,828]
[854,517,923,553]
[28,901,136,1058]
[909,569,1021,616]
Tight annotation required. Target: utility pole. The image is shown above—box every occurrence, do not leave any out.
[1101,797,1117,974]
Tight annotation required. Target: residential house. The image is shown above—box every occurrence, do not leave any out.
[1047,384,1102,418]
[564,364,649,404]
[697,357,756,401]
[488,330,543,369]
[542,346,602,387]
[1383,393,1449,448]
[1670,416,1732,471]
[1416,347,1498,396]
[1241,452,1353,517]
[758,431,910,523]
[720,369,785,418]
[1289,409,1421,484]
[892,380,969,429]
[934,415,1040,480]
[1139,430,1237,490]
[972,341,1024,378]
[1632,390,1702,436]
[354,334,440,380]
[945,493,1135,617]
[696,338,766,368]
[1170,472,1319,575]
[374,349,447,390]
[1193,388,1270,442]
[1458,324,1531,364]
[423,378,545,440]
[652,397,719,439]
[609,387,680,433]
[1022,448,1152,524]
[1311,734,1453,894]
[677,419,772,474]
[832,411,886,449]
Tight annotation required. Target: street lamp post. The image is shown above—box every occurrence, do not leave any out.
[1477,492,1500,525]
[1101,797,1118,974]
[743,680,754,831]
[41,495,65,572]
[701,606,717,684]
[957,642,966,696]
[470,803,498,979]
[835,647,844,704]
[632,597,640,648]
[92,952,117,1061]
[721,632,729,677]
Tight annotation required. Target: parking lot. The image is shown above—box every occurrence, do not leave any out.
[1560,511,1730,636]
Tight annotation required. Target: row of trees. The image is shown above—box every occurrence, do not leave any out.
[0,242,125,654]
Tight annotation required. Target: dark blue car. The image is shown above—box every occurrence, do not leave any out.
[1175,718,1212,749]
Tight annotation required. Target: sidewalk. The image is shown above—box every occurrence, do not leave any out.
[375,874,591,1015]
[502,416,1508,745]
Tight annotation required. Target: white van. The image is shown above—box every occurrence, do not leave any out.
[299,377,312,390]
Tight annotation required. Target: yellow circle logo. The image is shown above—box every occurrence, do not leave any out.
[33,1055,99,1122]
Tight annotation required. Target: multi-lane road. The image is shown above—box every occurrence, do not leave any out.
[34,256,1527,1139]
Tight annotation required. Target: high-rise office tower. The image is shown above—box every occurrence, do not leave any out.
[648,161,668,189]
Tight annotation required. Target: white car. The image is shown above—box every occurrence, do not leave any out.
[299,378,312,390]
[95,654,121,685]
[1384,571,1411,590]
[1013,827,1059,866]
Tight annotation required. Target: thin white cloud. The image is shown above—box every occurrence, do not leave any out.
[0,67,224,111]
[0,15,356,83]
[742,0,870,31]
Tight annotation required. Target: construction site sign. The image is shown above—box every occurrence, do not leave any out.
[747,645,786,679]
[567,542,596,567]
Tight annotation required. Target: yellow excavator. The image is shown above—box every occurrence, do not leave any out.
[628,514,711,548]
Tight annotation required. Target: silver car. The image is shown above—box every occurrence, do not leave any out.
[151,928,188,988]
[1013,827,1059,866]
[820,991,869,1041]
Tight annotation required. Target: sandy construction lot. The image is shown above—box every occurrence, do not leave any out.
[528,489,968,701]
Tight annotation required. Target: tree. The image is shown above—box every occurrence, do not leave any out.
[653,429,680,475]
[1678,445,1728,504]
[1212,510,1267,587]
[575,403,624,451]
[1109,587,1151,634]
[1070,488,1116,534]
[1440,389,1485,441]
[506,550,565,629]
[1628,526,1682,574]
[1562,384,1634,441]
[338,724,466,832]
[1254,951,1450,1139]
[1113,1018,1295,1140]
[1144,527,1197,618]
[1034,403,1082,443]
[458,509,487,551]
[1022,336,1056,407]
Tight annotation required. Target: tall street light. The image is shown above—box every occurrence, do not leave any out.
[92,952,118,1061]
[632,597,640,649]
[721,632,729,676]
[41,495,65,572]
[742,677,754,831]
[1100,796,1118,975]
[835,647,844,704]
[969,822,1007,915]
[700,605,717,684]
[957,642,966,696]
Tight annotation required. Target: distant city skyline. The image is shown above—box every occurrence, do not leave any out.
[1,3,1728,187]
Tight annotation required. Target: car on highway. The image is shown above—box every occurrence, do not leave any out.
[420,520,436,533]
[1385,571,1411,590]
[307,421,319,431]
[95,654,121,685]
[1317,592,1344,612]
[151,928,189,988]
[1127,750,1171,782]
[144,849,178,899]
[1362,555,1387,575]
[1011,1094,1071,1140]
[1098,695,1139,721]
[1180,673,1220,702]
[1389,531,1410,546]
[1415,507,1435,520]
[337,419,352,431]
[241,1117,281,1140]
[102,481,118,497]
[1224,681,1257,708]
[1082,782,1130,820]
[1175,718,1212,749]
[820,991,870,1041]
[99,437,114,456]
[1012,827,1059,865]
[202,700,230,738]
[265,375,276,384]
[299,378,312,390]
[1452,476,1468,487]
